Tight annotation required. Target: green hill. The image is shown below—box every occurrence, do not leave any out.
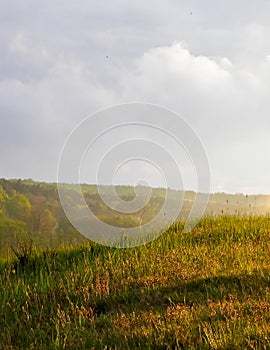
[1,215,270,349]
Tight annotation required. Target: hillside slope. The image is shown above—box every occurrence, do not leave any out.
[1,216,270,349]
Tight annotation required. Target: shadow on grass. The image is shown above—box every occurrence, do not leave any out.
[93,270,270,315]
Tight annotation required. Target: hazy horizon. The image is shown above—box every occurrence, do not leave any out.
[3,177,270,197]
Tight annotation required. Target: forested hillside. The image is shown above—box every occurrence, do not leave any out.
[0,179,86,258]
[0,178,269,259]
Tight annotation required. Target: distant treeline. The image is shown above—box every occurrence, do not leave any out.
[0,178,269,258]
[0,179,86,258]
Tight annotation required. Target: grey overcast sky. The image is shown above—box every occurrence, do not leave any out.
[1,0,270,194]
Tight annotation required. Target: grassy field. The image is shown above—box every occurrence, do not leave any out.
[1,215,270,349]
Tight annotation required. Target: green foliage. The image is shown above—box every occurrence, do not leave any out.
[0,216,27,258]
[0,185,8,216]
[5,193,31,221]
[1,178,270,257]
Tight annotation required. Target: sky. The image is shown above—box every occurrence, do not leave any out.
[1,0,270,194]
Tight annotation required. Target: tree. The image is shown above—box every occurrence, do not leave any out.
[40,209,57,235]
[5,194,31,222]
[29,196,46,234]
[0,186,8,216]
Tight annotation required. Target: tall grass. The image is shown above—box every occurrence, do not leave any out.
[1,215,270,349]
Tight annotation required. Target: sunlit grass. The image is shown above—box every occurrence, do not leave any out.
[1,215,270,349]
